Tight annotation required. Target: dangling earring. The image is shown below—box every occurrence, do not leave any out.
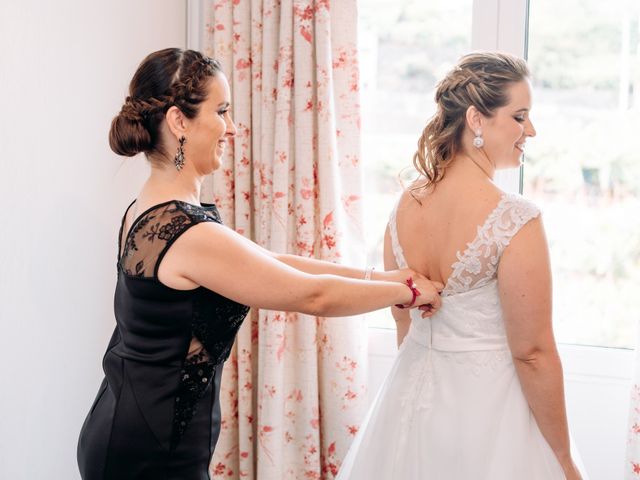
[174,136,186,171]
[473,130,484,149]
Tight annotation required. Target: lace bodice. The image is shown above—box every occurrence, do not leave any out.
[389,193,541,419]
[388,193,540,297]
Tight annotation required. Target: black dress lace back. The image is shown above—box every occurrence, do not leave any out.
[77,200,250,480]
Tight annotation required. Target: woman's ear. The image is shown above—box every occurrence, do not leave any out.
[165,106,188,140]
[465,105,483,134]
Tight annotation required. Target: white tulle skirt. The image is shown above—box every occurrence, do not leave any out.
[336,330,588,480]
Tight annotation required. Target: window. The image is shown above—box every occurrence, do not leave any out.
[360,0,638,349]
[526,0,639,349]
[359,0,474,329]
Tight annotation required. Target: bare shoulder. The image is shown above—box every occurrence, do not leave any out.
[483,184,512,207]
[399,183,424,207]
[396,180,435,212]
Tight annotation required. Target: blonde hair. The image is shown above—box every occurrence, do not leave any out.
[412,52,529,193]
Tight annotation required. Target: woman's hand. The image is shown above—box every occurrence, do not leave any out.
[410,276,444,317]
[377,268,443,317]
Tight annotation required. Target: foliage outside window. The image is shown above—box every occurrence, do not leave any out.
[360,0,638,349]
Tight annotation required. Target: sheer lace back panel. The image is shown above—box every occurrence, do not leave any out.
[388,193,540,297]
[119,200,222,278]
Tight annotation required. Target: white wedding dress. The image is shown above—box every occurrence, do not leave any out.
[337,193,587,480]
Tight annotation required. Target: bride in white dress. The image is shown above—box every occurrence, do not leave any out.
[337,52,587,480]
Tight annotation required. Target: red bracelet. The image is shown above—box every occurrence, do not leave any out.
[395,277,421,309]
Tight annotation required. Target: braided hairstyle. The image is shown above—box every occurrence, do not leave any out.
[109,48,222,158]
[412,52,529,191]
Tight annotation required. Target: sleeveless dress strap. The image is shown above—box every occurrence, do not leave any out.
[388,199,408,268]
[117,200,137,261]
[443,193,541,296]
[491,193,541,255]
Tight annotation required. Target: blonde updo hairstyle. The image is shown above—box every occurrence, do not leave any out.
[412,52,529,191]
[109,48,222,161]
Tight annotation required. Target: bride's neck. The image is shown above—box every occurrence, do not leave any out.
[443,155,497,187]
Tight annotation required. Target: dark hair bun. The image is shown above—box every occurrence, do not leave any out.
[108,99,153,157]
[109,48,223,159]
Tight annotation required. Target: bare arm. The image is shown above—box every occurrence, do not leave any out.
[383,225,411,347]
[498,216,579,477]
[274,252,367,278]
[159,222,441,317]
[248,237,416,283]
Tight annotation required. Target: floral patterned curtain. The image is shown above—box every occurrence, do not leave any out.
[200,1,366,478]
[627,356,640,478]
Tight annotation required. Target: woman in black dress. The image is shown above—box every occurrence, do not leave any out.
[77,48,443,480]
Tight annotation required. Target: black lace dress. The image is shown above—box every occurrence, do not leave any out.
[77,200,250,480]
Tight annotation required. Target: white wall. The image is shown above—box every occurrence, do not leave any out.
[0,1,186,478]
[1,2,632,478]
[367,329,633,480]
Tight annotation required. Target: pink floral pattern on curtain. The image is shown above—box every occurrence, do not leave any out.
[201,1,366,479]
[627,375,640,477]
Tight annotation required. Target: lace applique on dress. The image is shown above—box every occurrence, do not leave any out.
[171,347,216,450]
[388,203,408,269]
[170,298,249,448]
[442,194,540,296]
[191,299,249,366]
[119,200,222,278]
[388,193,540,296]
[170,296,249,448]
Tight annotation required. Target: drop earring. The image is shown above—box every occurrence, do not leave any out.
[174,136,186,171]
[473,130,484,148]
